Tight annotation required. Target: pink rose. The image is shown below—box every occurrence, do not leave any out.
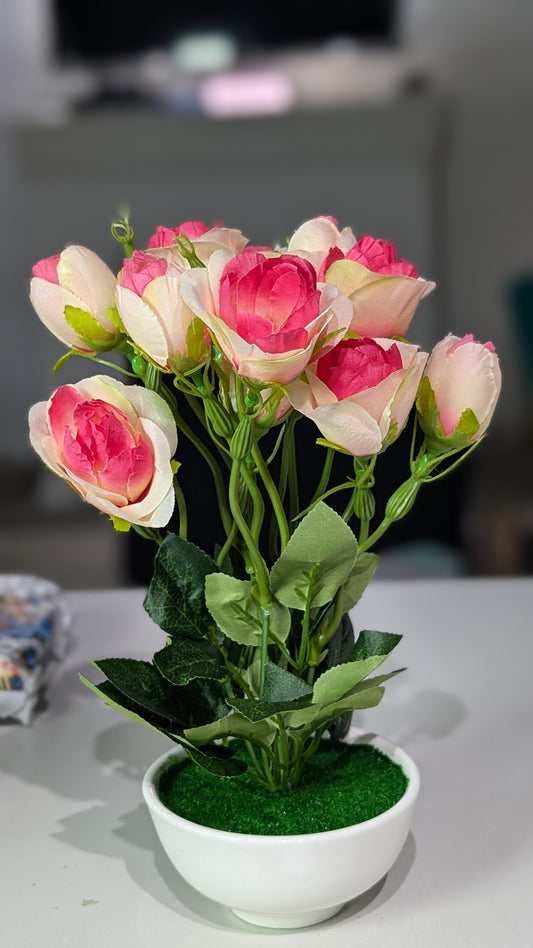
[179,249,352,384]
[322,235,435,338]
[417,333,501,449]
[147,221,248,266]
[288,337,427,456]
[116,250,209,371]
[28,375,177,528]
[285,216,357,273]
[30,246,119,352]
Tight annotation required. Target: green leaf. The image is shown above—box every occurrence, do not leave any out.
[153,638,227,685]
[186,317,209,363]
[93,657,228,730]
[185,711,277,746]
[338,552,379,613]
[283,685,386,732]
[143,533,218,639]
[205,574,290,646]
[94,658,187,729]
[228,695,312,723]
[262,661,313,701]
[205,574,261,646]
[270,502,359,610]
[312,656,391,705]
[110,516,132,533]
[80,675,174,737]
[348,629,402,662]
[309,628,403,706]
[64,305,115,344]
[184,742,248,778]
[105,305,126,333]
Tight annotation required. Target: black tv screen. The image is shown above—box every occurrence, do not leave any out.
[53,1,398,63]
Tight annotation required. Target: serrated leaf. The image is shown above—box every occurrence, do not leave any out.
[338,552,379,613]
[312,655,390,705]
[153,638,227,685]
[270,502,358,610]
[93,657,228,730]
[282,685,386,731]
[205,574,261,646]
[94,658,187,729]
[80,675,174,736]
[205,574,290,646]
[348,629,402,662]
[262,661,313,702]
[228,695,312,723]
[143,533,218,639]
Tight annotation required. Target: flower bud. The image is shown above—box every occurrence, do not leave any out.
[204,399,235,440]
[385,479,420,522]
[352,487,376,522]
[417,334,501,452]
[230,417,255,461]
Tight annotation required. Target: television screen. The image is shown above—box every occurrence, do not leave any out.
[53,1,398,63]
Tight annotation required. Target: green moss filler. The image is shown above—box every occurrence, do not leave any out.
[158,742,409,836]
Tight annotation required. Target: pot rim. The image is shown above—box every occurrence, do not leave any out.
[142,727,420,843]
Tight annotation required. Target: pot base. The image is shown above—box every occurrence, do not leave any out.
[232,902,344,929]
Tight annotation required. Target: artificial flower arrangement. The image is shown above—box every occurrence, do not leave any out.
[28,215,501,793]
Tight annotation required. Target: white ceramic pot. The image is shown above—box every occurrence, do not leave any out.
[142,728,420,929]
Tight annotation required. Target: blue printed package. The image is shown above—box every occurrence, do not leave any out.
[0,575,71,724]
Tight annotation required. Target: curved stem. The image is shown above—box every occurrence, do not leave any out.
[293,480,356,521]
[240,463,265,546]
[172,406,233,538]
[252,444,290,551]
[310,447,335,506]
[228,460,270,603]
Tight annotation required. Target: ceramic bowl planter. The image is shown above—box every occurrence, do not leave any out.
[142,728,420,929]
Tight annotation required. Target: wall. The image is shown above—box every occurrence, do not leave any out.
[401,0,533,429]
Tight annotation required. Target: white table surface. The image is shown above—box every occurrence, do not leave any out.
[1,578,532,947]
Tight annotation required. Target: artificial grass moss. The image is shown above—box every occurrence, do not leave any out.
[158,742,409,835]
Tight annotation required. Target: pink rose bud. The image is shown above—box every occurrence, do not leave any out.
[322,235,435,339]
[286,216,358,268]
[147,222,248,266]
[30,246,119,352]
[417,333,502,450]
[28,375,177,528]
[116,250,209,372]
[179,249,352,385]
[288,337,427,456]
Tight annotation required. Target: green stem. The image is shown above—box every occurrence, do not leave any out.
[215,521,239,568]
[252,444,290,551]
[228,460,270,603]
[359,516,394,553]
[173,478,188,540]
[240,463,265,547]
[310,447,335,506]
[173,407,233,538]
[296,563,319,673]
[293,480,356,521]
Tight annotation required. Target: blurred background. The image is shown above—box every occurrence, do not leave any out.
[1,0,532,588]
